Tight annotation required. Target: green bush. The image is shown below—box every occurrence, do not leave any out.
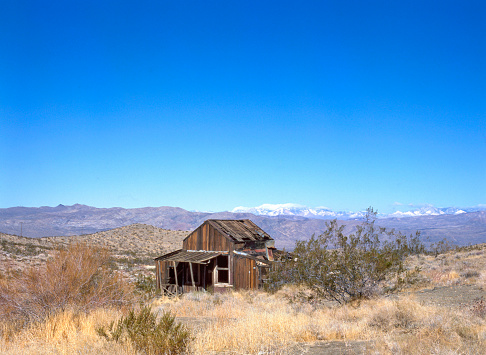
[267,208,425,304]
[429,238,456,256]
[97,306,191,355]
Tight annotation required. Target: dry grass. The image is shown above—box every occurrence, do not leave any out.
[1,289,484,354]
[149,289,486,354]
[0,308,135,354]
[405,243,486,289]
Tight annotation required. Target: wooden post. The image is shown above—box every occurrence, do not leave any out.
[203,265,206,289]
[189,262,196,289]
[161,261,164,288]
[173,261,179,295]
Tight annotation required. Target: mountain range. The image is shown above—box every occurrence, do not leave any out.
[231,203,485,219]
[1,204,485,249]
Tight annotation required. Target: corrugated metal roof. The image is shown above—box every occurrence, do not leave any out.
[154,249,223,263]
[207,219,272,242]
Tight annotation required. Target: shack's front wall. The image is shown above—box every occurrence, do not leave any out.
[157,256,267,291]
[183,222,234,252]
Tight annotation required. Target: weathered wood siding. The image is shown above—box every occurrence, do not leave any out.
[233,255,258,290]
[183,222,233,252]
[156,260,169,289]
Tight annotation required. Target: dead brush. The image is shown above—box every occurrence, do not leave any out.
[372,298,486,354]
[367,297,422,332]
[0,243,135,327]
[470,297,486,319]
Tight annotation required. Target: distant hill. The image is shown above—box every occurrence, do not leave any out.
[1,204,485,249]
[0,224,188,275]
[41,223,189,256]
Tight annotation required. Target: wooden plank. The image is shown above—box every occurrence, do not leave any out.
[251,259,254,289]
[189,262,196,288]
[203,264,206,289]
[229,253,233,285]
[208,223,212,250]
[173,261,179,295]
[248,258,251,289]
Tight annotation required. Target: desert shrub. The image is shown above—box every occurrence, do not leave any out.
[135,274,158,300]
[429,238,456,256]
[461,270,480,279]
[0,243,134,324]
[267,208,425,304]
[97,306,191,355]
[471,297,486,319]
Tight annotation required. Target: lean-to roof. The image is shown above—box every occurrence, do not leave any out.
[154,249,224,264]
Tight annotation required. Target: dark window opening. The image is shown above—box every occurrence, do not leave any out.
[168,266,175,284]
[218,269,229,283]
[215,255,230,285]
[216,255,228,268]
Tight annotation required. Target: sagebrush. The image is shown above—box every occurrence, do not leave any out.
[267,208,425,303]
[97,306,191,355]
[0,243,134,325]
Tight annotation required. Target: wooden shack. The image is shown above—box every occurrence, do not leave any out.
[155,219,275,294]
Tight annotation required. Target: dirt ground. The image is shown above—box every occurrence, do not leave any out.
[411,284,485,308]
[289,340,369,354]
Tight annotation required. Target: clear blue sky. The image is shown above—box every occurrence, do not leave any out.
[1,1,485,213]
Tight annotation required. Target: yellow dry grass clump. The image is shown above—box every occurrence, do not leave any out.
[0,308,134,354]
[152,289,486,354]
[406,244,486,289]
[1,288,485,354]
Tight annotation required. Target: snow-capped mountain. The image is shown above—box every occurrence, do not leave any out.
[231,203,484,220]
[389,206,467,218]
[231,203,367,220]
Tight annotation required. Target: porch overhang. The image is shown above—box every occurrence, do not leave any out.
[154,249,225,264]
